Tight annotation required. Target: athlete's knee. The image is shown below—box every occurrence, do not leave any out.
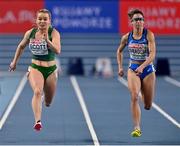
[44,96,53,107]
[144,97,153,110]
[45,103,50,107]
[130,92,139,103]
[34,88,43,98]
[144,104,152,110]
[44,99,51,107]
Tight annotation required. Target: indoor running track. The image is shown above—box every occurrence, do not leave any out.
[0,73,180,145]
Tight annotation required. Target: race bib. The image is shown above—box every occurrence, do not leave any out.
[29,39,48,55]
[128,43,148,61]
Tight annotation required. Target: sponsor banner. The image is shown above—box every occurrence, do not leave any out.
[0,1,44,33]
[119,1,180,35]
[45,0,118,33]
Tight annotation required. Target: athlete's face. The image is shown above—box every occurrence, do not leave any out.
[131,13,144,29]
[36,12,51,30]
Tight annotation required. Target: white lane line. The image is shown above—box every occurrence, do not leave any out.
[164,76,180,87]
[118,77,180,128]
[0,74,27,130]
[70,76,100,146]
[152,103,180,128]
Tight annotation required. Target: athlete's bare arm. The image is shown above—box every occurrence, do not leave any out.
[117,33,129,76]
[141,30,156,69]
[9,29,32,71]
[45,29,61,54]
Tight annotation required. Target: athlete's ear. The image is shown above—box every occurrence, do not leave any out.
[129,19,133,26]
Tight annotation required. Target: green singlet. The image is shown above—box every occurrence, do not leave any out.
[29,27,55,61]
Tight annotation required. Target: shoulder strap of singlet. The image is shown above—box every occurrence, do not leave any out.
[143,28,148,38]
[127,31,133,44]
[29,27,54,40]
[29,28,37,39]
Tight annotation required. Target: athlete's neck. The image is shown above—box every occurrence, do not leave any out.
[133,28,143,37]
[37,27,49,34]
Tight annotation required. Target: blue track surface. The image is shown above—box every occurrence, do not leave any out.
[0,73,23,119]
[0,74,180,145]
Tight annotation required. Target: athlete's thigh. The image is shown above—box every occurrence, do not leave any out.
[127,69,141,93]
[141,72,156,100]
[44,71,58,98]
[28,67,44,91]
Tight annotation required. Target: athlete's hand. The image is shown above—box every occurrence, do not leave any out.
[9,61,16,72]
[43,32,50,41]
[118,68,124,77]
[43,33,47,40]
[135,66,144,76]
[43,32,51,47]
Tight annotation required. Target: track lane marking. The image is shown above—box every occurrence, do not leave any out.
[118,77,180,128]
[0,74,27,130]
[70,76,100,146]
[164,76,180,87]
